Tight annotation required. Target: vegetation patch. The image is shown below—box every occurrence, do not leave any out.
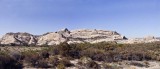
[1,42,160,68]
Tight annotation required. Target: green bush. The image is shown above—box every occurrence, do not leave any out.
[57,42,81,59]
[57,42,71,57]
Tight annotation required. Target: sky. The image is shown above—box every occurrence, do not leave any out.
[0,0,160,38]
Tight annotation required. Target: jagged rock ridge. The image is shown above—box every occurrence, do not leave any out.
[1,28,149,46]
[37,28,127,45]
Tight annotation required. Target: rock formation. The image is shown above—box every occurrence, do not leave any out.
[37,32,67,45]
[0,29,127,46]
[37,28,126,45]
[1,28,159,46]
[0,32,37,46]
[67,29,126,44]
[126,36,160,44]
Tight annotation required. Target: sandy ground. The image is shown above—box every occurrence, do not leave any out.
[129,61,160,69]
[69,60,160,69]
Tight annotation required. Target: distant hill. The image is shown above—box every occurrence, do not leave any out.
[0,28,159,46]
[0,28,126,46]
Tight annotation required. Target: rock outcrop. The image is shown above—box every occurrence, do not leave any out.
[34,28,127,45]
[0,28,160,46]
[67,29,126,44]
[0,28,127,46]
[37,32,67,45]
[125,35,160,44]
[0,32,37,46]
[2,28,160,46]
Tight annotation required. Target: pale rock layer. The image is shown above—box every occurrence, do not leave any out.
[0,29,159,46]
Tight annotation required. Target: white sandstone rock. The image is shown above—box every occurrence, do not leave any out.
[37,32,66,45]
[0,32,37,46]
[0,28,128,46]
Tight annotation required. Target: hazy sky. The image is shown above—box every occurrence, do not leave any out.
[0,0,160,37]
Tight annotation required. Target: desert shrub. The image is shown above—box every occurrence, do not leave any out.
[55,42,160,62]
[22,50,42,67]
[57,42,71,57]
[1,41,160,68]
[0,51,23,69]
[67,45,81,59]
[52,42,160,62]
[57,42,81,59]
[92,53,106,61]
[9,52,22,60]
[105,52,123,62]
[37,59,49,68]
[51,47,59,55]
[59,58,74,67]
[40,50,50,59]
[78,56,101,69]
[40,46,59,56]
[57,63,65,69]
[81,48,106,61]
[85,60,100,69]
[93,42,116,50]
[49,56,59,67]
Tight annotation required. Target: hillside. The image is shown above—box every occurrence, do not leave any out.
[0,28,160,46]
[0,29,160,69]
[0,28,127,46]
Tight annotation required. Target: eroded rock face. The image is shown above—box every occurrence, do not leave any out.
[1,29,160,46]
[37,32,67,45]
[36,29,126,45]
[0,32,37,46]
[67,29,126,44]
[0,29,127,46]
